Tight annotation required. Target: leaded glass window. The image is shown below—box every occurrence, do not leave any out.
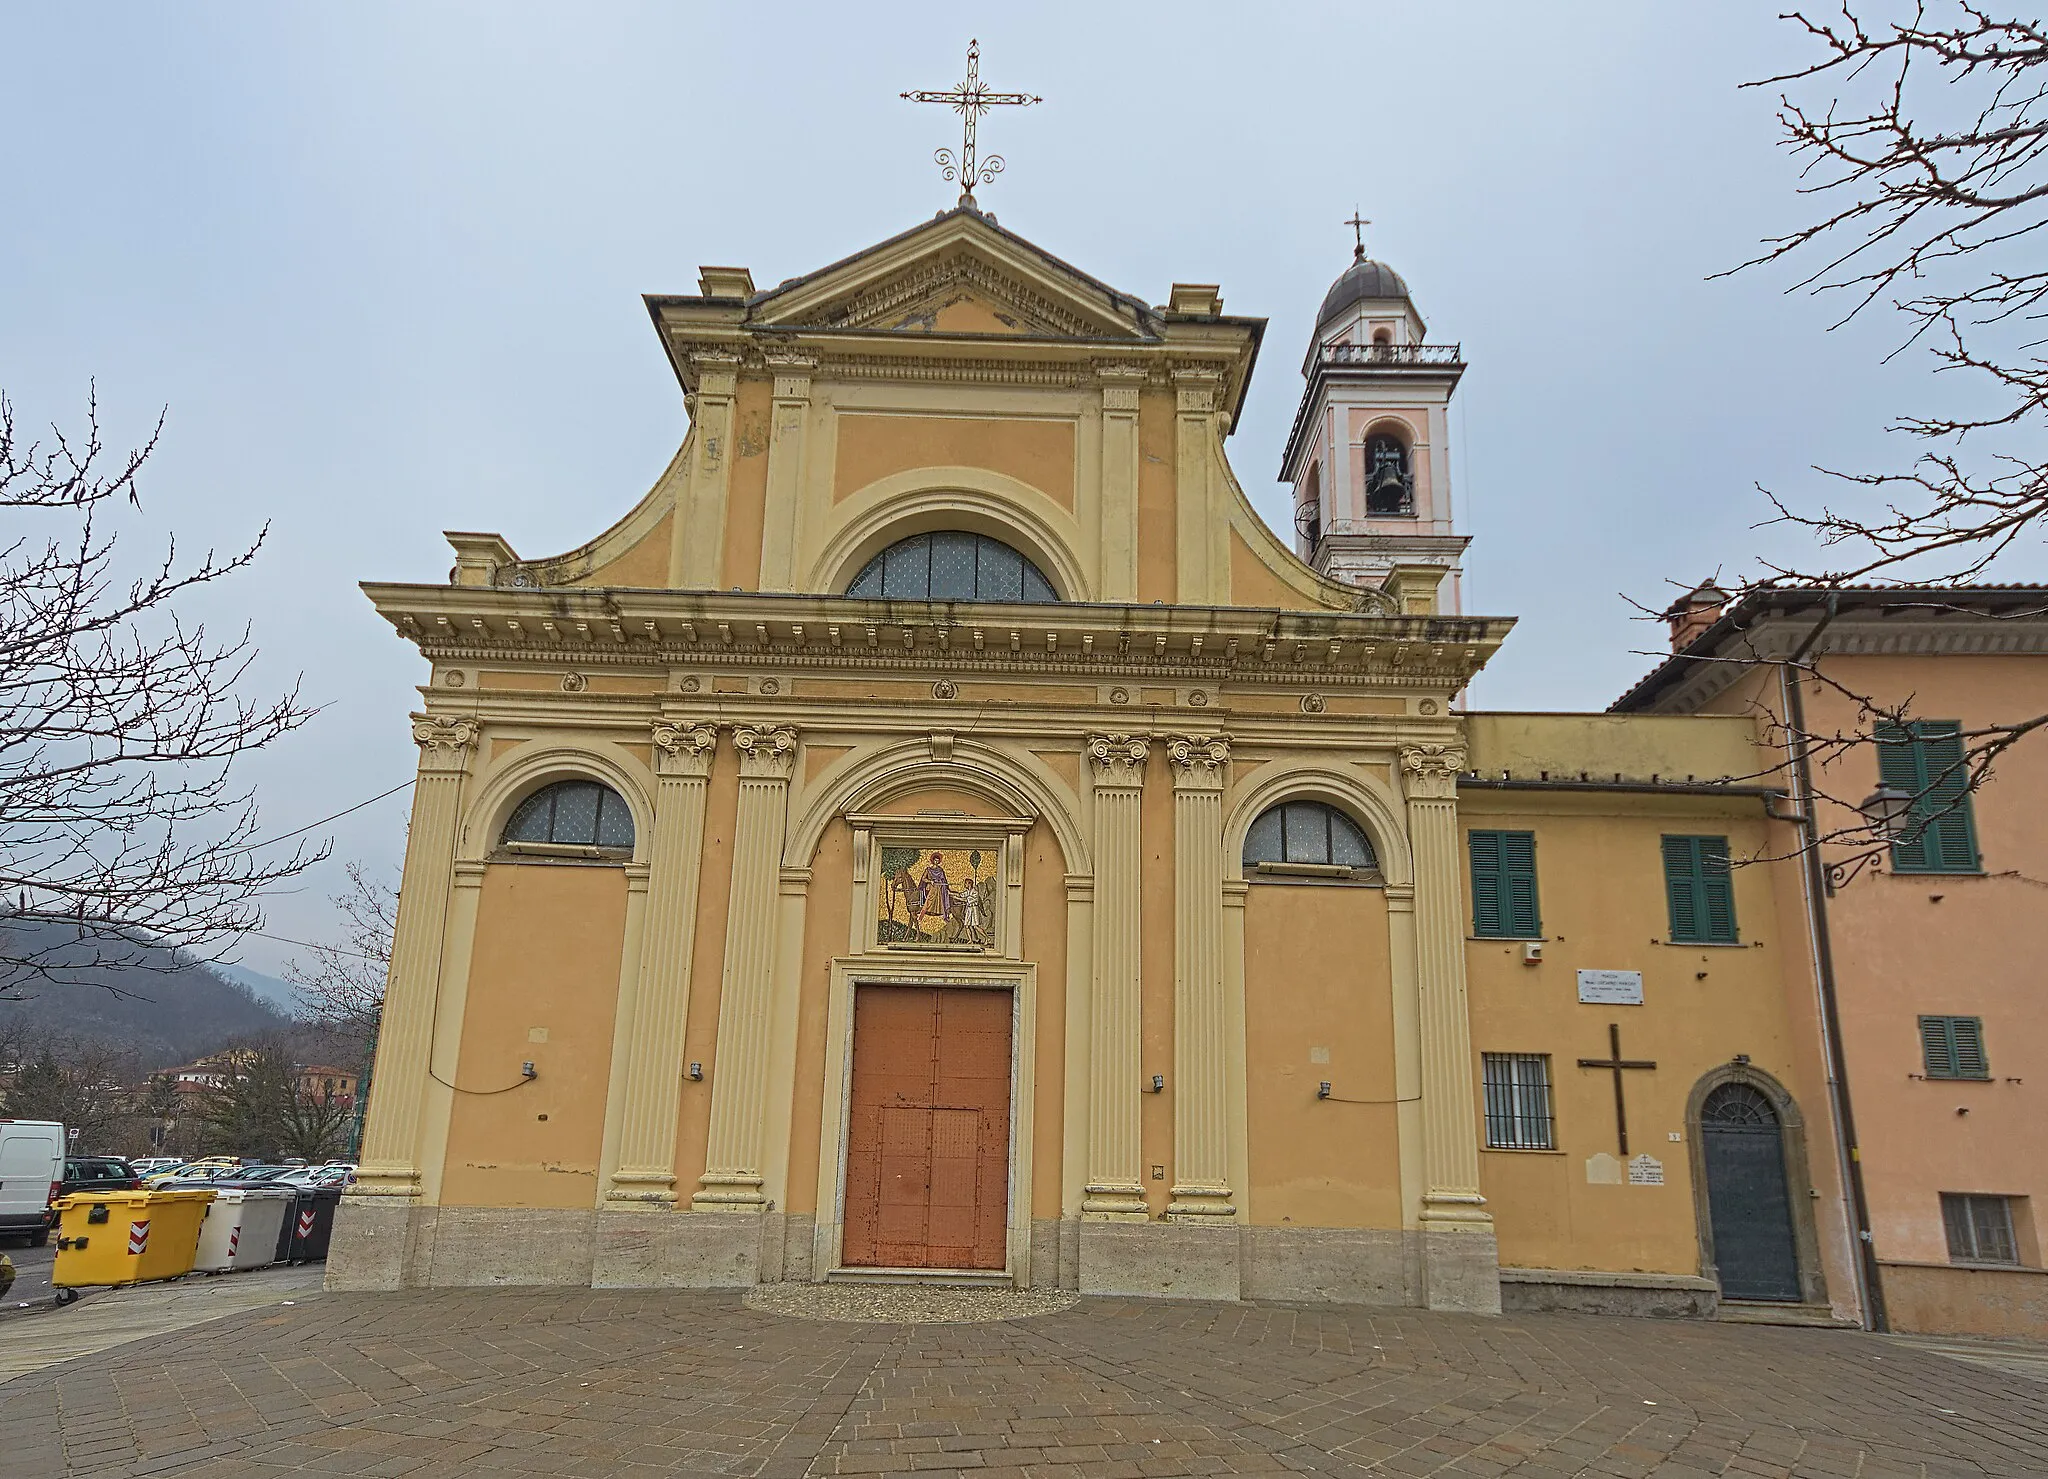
[845,532,1058,603]
[1243,801,1376,871]
[504,779,635,851]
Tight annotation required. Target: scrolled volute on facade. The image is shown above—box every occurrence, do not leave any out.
[1165,734,1230,790]
[1086,733,1150,788]
[732,723,799,779]
[1398,742,1468,800]
[652,720,719,778]
[411,715,480,772]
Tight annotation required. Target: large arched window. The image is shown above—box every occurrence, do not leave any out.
[845,531,1059,603]
[503,779,635,852]
[1244,800,1378,872]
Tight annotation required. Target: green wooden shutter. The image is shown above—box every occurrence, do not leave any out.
[1502,832,1541,938]
[1663,835,1737,942]
[1663,836,1700,940]
[1879,722,1981,873]
[1469,831,1505,936]
[1919,1014,1958,1077]
[1698,837,1736,942]
[1952,1016,1989,1078]
[1919,1014,1990,1079]
[1471,831,1540,937]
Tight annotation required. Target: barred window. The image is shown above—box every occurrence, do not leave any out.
[1482,1053,1555,1150]
[1941,1193,2019,1265]
[503,779,635,852]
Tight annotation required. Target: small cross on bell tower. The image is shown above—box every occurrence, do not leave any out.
[1345,209,1371,262]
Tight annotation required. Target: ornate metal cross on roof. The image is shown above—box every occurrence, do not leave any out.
[1346,209,1371,262]
[902,40,1042,210]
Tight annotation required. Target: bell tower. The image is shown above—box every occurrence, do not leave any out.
[1279,222,1469,609]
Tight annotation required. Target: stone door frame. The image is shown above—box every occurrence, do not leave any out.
[1684,1064,1830,1308]
[813,955,1039,1286]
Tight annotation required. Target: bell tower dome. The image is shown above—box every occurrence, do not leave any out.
[1279,227,1470,609]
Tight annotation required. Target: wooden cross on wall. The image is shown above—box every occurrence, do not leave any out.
[1578,1023,1656,1157]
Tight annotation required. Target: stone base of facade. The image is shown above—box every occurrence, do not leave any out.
[1421,1226,1504,1314]
[330,1202,1513,1312]
[1879,1260,2048,1339]
[1241,1225,1420,1305]
[1499,1266,1719,1319]
[1077,1219,1242,1300]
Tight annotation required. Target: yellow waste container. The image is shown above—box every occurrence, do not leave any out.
[51,1188,214,1294]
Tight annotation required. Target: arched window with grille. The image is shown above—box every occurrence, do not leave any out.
[502,778,635,854]
[1243,800,1378,874]
[845,531,1059,603]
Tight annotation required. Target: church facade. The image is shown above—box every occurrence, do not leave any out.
[330,208,1866,1321]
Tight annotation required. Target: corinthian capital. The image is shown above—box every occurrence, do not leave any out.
[652,720,718,778]
[411,715,480,772]
[733,724,798,780]
[1086,733,1150,789]
[1399,743,1468,800]
[1165,735,1230,790]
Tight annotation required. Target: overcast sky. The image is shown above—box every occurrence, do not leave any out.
[2,4,1997,974]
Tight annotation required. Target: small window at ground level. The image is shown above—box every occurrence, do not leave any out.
[504,779,635,851]
[1244,801,1377,870]
[1482,1053,1555,1150]
[1942,1193,2020,1265]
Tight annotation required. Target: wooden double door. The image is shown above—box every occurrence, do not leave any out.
[842,984,1012,1271]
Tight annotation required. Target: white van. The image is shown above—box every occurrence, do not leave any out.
[0,1120,65,1246]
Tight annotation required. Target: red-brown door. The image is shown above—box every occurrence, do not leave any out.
[842,985,1012,1270]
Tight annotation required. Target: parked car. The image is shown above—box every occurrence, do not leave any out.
[55,1157,142,1208]
[128,1156,183,1177]
[0,1120,64,1247]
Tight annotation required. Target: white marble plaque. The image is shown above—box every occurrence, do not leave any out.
[1577,969,1644,1005]
[1585,1152,1623,1185]
[1628,1153,1665,1186]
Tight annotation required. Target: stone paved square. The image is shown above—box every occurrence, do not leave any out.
[3,1289,2045,1478]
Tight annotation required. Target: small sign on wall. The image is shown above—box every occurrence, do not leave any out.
[1627,1154,1665,1186]
[1577,969,1644,1005]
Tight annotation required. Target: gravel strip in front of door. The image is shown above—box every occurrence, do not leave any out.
[744,1282,1078,1323]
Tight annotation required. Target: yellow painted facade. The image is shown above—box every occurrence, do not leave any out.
[333,208,1871,1320]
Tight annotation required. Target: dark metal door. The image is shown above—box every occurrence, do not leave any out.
[843,985,1011,1270]
[1700,1084,1801,1301]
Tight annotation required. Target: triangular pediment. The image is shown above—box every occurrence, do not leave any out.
[750,210,1160,343]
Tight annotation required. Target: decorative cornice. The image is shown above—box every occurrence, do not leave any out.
[369,588,1514,691]
[652,720,718,778]
[1165,734,1230,790]
[1399,742,1467,800]
[411,715,479,772]
[733,723,798,779]
[1086,732,1150,788]
[797,251,1136,342]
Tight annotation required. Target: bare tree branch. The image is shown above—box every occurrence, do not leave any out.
[0,390,321,994]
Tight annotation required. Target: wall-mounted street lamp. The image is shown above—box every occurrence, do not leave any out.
[1858,783,1914,839]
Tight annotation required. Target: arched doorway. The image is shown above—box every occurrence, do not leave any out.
[1699,1083,1801,1301]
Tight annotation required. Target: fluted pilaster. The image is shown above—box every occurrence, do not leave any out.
[694,724,798,1209]
[606,721,718,1204]
[1082,733,1149,1216]
[1165,736,1233,1218]
[1400,742,1489,1225]
[355,715,479,1199]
